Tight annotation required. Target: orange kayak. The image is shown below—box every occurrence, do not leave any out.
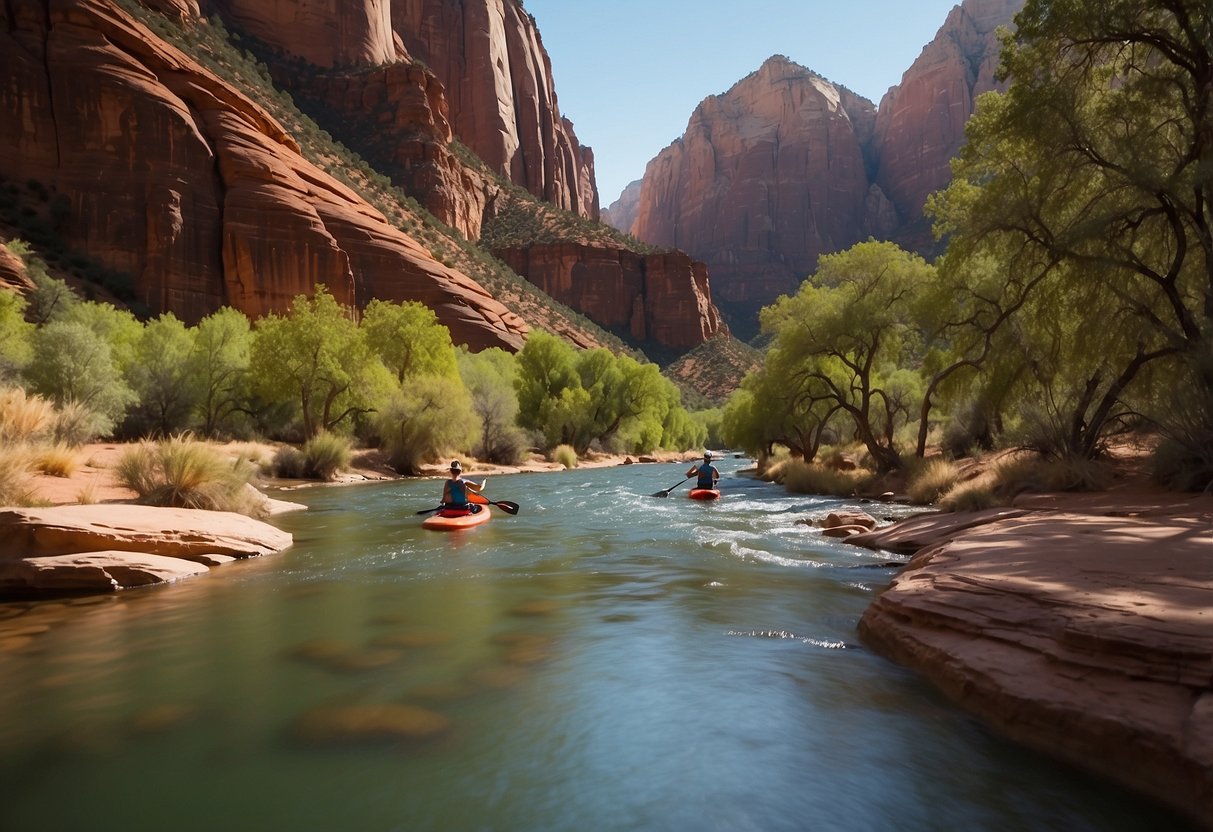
[422,505,491,531]
[688,488,720,501]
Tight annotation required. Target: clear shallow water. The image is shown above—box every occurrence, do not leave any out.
[0,460,1194,831]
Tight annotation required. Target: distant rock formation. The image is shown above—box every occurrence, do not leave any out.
[628,56,879,334]
[495,244,724,351]
[0,0,527,350]
[873,0,1022,246]
[602,179,643,236]
[617,0,1022,336]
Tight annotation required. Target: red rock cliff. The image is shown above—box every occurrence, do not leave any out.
[873,0,1023,234]
[495,243,724,351]
[629,56,879,331]
[0,0,527,350]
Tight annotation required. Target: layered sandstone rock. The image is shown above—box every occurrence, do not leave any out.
[873,0,1023,236]
[206,0,399,68]
[495,243,723,351]
[856,509,1213,828]
[0,0,527,350]
[628,56,879,332]
[0,550,211,593]
[0,504,293,560]
[601,179,642,236]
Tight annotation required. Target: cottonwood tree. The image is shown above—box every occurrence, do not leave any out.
[250,286,392,439]
[457,347,527,464]
[188,307,252,438]
[362,299,459,382]
[930,0,1212,459]
[124,313,198,437]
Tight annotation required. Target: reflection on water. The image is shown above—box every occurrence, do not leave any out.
[0,461,1195,831]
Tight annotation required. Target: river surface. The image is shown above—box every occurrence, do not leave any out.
[0,460,1194,831]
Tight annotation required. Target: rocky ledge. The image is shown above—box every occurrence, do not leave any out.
[852,508,1213,829]
[0,505,292,595]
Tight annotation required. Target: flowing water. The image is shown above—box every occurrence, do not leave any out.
[0,460,1193,831]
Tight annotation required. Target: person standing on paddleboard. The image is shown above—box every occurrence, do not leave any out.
[686,451,719,490]
[442,460,487,514]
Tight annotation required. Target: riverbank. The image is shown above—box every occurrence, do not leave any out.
[22,441,694,507]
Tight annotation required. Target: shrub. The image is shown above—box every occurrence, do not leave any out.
[301,431,351,481]
[0,387,54,443]
[780,459,872,497]
[116,436,263,516]
[33,442,78,477]
[0,446,35,506]
[905,458,961,505]
[50,400,106,446]
[270,445,306,479]
[1153,437,1213,492]
[550,444,577,469]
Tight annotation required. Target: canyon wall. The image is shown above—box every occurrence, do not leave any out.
[620,0,1022,336]
[0,0,527,350]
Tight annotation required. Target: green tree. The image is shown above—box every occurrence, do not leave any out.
[515,331,582,448]
[0,290,33,383]
[375,375,479,474]
[457,347,527,464]
[25,320,134,436]
[362,299,459,382]
[759,241,933,472]
[929,0,1212,458]
[189,307,253,438]
[250,287,393,439]
[124,313,198,438]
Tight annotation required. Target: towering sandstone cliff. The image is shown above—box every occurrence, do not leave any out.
[0,0,526,349]
[621,0,1022,336]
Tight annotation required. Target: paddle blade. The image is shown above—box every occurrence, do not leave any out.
[651,490,670,498]
[493,500,520,515]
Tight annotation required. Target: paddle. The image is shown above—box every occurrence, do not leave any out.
[468,491,520,515]
[652,476,692,498]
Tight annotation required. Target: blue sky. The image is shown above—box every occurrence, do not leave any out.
[523,0,965,205]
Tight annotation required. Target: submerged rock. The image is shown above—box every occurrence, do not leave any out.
[293,703,450,745]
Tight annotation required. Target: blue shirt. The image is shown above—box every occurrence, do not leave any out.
[696,463,718,489]
[446,477,469,506]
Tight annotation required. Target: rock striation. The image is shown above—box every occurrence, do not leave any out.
[495,243,724,350]
[855,508,1213,829]
[0,0,527,351]
[0,504,293,594]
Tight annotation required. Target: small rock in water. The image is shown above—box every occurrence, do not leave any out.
[293,703,451,745]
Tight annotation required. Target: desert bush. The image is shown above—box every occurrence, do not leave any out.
[0,387,54,442]
[272,445,308,479]
[33,442,78,477]
[49,400,106,446]
[780,459,872,497]
[905,458,961,505]
[1153,437,1213,492]
[936,477,1002,512]
[0,446,35,506]
[116,435,262,516]
[935,452,1111,511]
[300,431,352,481]
[549,444,577,469]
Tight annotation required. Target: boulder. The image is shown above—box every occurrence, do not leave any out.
[858,511,1213,828]
[0,551,210,593]
[0,504,292,562]
[823,511,877,531]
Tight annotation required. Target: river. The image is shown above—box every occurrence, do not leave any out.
[0,459,1193,831]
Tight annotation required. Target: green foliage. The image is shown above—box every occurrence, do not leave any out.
[550,444,577,469]
[123,313,198,438]
[250,286,393,439]
[756,241,934,471]
[374,375,479,475]
[457,347,528,465]
[116,435,264,517]
[928,0,1213,461]
[0,291,34,384]
[24,320,134,436]
[189,307,253,438]
[362,299,459,383]
[300,431,352,481]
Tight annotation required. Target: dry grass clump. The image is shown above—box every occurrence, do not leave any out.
[549,444,577,469]
[32,442,79,478]
[0,387,54,443]
[301,432,352,481]
[779,459,874,497]
[117,435,265,517]
[0,446,36,506]
[936,452,1113,511]
[905,457,961,505]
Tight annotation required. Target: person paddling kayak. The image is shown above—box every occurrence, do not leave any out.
[686,451,719,490]
[442,460,487,514]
